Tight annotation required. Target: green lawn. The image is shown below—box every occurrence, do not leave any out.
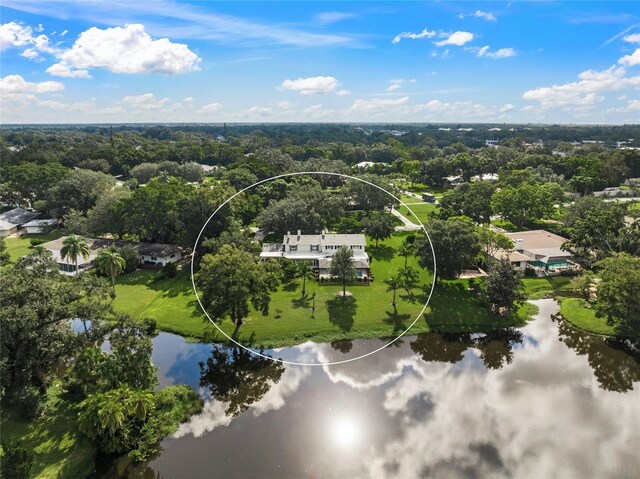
[1,384,95,479]
[113,233,536,348]
[3,231,63,262]
[522,276,574,299]
[397,203,439,225]
[557,297,619,336]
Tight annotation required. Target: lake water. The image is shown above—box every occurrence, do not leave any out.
[99,299,640,478]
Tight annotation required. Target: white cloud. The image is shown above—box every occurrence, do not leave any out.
[50,24,200,77]
[45,63,91,78]
[522,64,640,108]
[392,28,436,44]
[336,89,351,96]
[0,74,64,94]
[475,45,517,59]
[618,48,640,66]
[182,96,193,102]
[120,93,169,110]
[349,96,410,113]
[417,99,496,119]
[459,10,497,21]
[199,102,223,112]
[387,84,402,92]
[280,76,340,95]
[623,33,640,43]
[435,31,474,47]
[0,21,54,59]
[302,104,335,119]
[500,103,515,112]
[315,12,356,24]
[60,29,68,37]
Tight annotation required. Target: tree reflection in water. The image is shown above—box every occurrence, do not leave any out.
[199,346,285,416]
[553,314,640,393]
[410,329,524,370]
[330,339,353,354]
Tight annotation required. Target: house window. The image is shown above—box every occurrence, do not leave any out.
[311,245,319,252]
[170,254,175,258]
[151,256,157,261]
[289,245,297,252]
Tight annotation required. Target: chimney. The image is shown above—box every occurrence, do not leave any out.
[321,229,325,239]
[297,229,301,240]
[515,239,524,251]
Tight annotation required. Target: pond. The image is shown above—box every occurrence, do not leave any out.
[98,299,640,478]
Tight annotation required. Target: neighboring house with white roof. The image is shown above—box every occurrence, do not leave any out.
[491,230,577,277]
[39,236,182,275]
[22,218,58,234]
[260,230,370,279]
[0,207,40,237]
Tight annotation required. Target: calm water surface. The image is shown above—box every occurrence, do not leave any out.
[101,299,640,479]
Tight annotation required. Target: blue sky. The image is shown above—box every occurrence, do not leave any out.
[1,1,639,123]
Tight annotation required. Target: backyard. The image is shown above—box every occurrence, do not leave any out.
[113,232,536,348]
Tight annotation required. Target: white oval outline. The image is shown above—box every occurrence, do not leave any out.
[191,171,437,366]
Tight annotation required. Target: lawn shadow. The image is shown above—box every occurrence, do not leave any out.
[383,309,411,333]
[369,244,395,262]
[291,296,311,309]
[282,281,299,292]
[326,296,357,332]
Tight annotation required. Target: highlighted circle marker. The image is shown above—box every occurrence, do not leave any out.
[191,172,437,366]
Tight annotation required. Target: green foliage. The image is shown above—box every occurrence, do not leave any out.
[0,237,10,266]
[96,246,127,285]
[439,181,495,224]
[329,246,357,296]
[347,174,397,212]
[195,245,282,325]
[415,218,481,280]
[482,258,527,315]
[77,387,157,459]
[44,169,115,218]
[563,197,638,262]
[118,244,140,274]
[491,182,554,227]
[0,258,114,410]
[60,234,91,276]
[258,186,344,236]
[161,261,178,278]
[363,212,395,246]
[595,253,640,331]
[570,271,595,301]
[0,438,34,479]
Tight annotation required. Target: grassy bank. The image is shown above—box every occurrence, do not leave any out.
[113,233,537,348]
[1,384,95,479]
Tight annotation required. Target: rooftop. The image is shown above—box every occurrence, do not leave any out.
[0,207,40,230]
[40,236,181,260]
[284,232,366,247]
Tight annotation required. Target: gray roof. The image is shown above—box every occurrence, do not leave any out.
[40,236,180,259]
[0,207,40,230]
[284,233,366,246]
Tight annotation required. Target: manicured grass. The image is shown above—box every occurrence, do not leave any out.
[1,384,95,479]
[397,202,439,225]
[522,276,574,299]
[113,233,537,348]
[3,231,63,263]
[557,297,619,336]
[113,268,219,341]
[628,201,640,211]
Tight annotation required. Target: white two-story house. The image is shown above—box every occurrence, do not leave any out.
[260,230,370,279]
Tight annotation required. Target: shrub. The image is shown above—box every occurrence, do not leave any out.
[30,238,46,247]
[162,262,178,278]
[0,439,34,479]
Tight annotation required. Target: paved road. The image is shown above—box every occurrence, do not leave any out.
[391,207,422,231]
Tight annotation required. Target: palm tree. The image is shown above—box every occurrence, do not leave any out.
[397,239,414,268]
[384,275,402,308]
[60,235,91,276]
[295,262,316,296]
[96,246,126,286]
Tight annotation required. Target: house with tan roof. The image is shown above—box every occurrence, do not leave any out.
[491,229,577,277]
